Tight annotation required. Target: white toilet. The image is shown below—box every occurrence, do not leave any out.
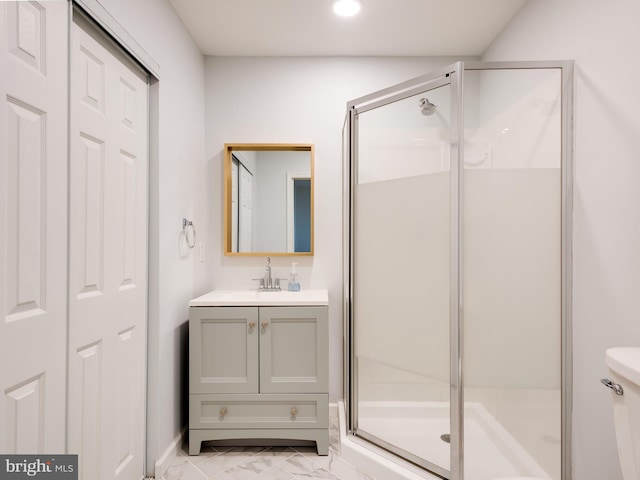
[604,347,640,479]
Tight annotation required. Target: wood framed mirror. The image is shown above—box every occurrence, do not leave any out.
[224,143,314,256]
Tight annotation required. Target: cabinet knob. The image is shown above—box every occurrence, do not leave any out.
[290,407,297,417]
[261,321,268,329]
[219,407,227,417]
[248,321,256,329]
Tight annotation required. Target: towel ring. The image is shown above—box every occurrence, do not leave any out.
[182,218,196,249]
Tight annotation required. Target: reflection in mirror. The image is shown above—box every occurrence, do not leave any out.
[224,144,314,256]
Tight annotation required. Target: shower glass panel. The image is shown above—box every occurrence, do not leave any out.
[353,82,453,475]
[347,61,572,480]
[462,67,563,480]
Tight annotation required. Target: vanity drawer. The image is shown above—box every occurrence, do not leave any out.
[189,394,328,430]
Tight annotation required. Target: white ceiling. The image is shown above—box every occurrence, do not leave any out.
[168,0,528,57]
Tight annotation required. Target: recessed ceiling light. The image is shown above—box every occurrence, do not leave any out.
[333,0,361,17]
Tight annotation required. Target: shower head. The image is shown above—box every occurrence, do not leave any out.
[419,97,437,116]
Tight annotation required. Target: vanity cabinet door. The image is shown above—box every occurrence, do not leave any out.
[189,307,259,394]
[259,306,328,394]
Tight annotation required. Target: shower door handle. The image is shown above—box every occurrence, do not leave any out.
[601,378,623,395]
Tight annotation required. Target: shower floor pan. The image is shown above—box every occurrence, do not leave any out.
[354,401,551,480]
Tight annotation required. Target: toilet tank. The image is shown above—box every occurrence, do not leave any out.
[605,347,640,480]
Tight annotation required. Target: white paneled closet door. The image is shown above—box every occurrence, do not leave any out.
[68,12,149,480]
[0,1,69,454]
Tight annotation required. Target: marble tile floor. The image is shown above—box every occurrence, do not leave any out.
[162,417,379,480]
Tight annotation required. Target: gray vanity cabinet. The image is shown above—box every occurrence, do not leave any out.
[188,304,329,456]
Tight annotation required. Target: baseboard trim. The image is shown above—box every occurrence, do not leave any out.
[154,428,185,479]
[329,401,338,418]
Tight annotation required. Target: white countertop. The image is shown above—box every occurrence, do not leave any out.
[189,289,329,307]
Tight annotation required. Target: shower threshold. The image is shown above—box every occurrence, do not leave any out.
[340,401,552,480]
[338,401,437,480]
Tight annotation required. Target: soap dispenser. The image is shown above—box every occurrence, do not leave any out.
[287,262,300,292]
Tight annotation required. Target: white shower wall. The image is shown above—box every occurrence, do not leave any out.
[464,168,561,389]
[355,173,451,385]
[354,169,560,391]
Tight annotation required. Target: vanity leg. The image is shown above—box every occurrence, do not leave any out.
[316,433,329,456]
[188,430,202,456]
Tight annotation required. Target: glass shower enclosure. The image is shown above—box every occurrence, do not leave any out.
[343,61,573,480]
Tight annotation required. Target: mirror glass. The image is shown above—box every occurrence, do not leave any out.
[224,144,314,256]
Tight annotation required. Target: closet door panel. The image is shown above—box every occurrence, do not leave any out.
[0,0,69,454]
[68,12,149,480]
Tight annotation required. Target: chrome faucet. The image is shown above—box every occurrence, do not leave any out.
[254,257,281,291]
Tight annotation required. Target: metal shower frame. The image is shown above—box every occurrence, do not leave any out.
[342,60,574,480]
